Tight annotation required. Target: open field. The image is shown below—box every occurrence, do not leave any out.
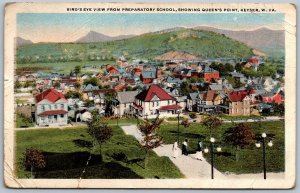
[15,126,183,179]
[157,121,284,174]
[16,60,114,75]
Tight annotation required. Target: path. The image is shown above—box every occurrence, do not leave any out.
[121,124,284,179]
[121,125,225,179]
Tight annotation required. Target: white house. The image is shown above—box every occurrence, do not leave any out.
[35,88,68,126]
[132,85,182,119]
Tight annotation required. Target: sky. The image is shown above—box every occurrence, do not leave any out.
[17,13,285,43]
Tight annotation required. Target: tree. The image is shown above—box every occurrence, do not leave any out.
[69,69,74,76]
[223,123,255,161]
[65,91,81,99]
[84,77,99,86]
[23,148,46,178]
[104,93,116,116]
[179,81,191,96]
[224,63,234,73]
[87,113,112,161]
[235,63,243,72]
[74,65,81,78]
[138,115,163,167]
[201,115,223,136]
[74,82,81,90]
[15,80,22,89]
[53,81,60,88]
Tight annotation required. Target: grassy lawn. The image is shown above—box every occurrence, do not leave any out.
[218,114,261,121]
[157,121,284,174]
[100,118,137,125]
[15,126,183,179]
[166,117,186,121]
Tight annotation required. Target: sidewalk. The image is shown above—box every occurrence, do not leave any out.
[121,124,284,179]
[121,125,225,179]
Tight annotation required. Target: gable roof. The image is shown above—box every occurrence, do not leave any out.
[209,84,223,91]
[136,85,175,102]
[117,91,139,103]
[228,90,250,102]
[36,88,66,103]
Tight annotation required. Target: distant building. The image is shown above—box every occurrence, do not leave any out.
[140,68,157,84]
[199,66,219,82]
[35,88,68,126]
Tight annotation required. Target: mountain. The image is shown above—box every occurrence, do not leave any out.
[15,37,33,47]
[194,26,284,56]
[76,30,135,43]
[17,28,255,64]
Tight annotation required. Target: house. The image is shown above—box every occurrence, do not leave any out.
[258,92,283,104]
[163,76,183,88]
[35,88,68,126]
[140,68,157,84]
[114,83,126,92]
[173,68,198,79]
[186,92,198,112]
[197,90,222,113]
[107,66,120,75]
[221,90,251,116]
[132,85,182,119]
[113,91,139,117]
[199,66,219,82]
[245,57,261,71]
[132,68,142,76]
[60,78,78,91]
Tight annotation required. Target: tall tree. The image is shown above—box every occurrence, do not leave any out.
[84,77,99,86]
[104,93,116,117]
[87,112,113,161]
[23,148,46,178]
[179,81,191,96]
[138,115,163,167]
[223,123,255,161]
[201,115,223,136]
[235,63,243,72]
[74,65,81,78]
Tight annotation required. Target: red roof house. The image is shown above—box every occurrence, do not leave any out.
[133,85,181,119]
[35,89,68,126]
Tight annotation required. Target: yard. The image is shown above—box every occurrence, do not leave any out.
[15,126,183,179]
[157,121,285,174]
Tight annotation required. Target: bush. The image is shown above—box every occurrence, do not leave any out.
[189,112,197,119]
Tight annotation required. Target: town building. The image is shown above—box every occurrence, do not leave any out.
[113,90,139,117]
[199,66,219,82]
[35,88,68,126]
[132,84,182,119]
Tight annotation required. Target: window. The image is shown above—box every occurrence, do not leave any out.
[168,100,170,105]
[157,101,159,106]
[152,102,154,107]
[60,114,64,118]
[41,105,45,111]
[54,104,57,109]
[49,105,51,110]
[61,104,64,109]
[124,103,127,108]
